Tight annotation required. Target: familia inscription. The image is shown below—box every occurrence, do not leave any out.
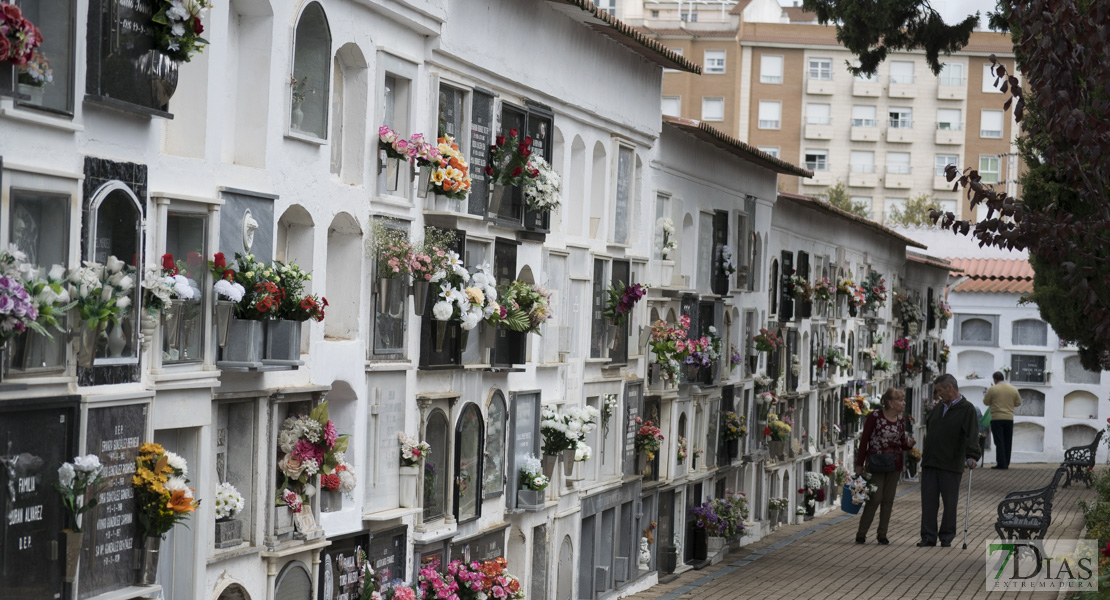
[78,403,147,599]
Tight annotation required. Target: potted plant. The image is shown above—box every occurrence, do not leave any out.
[133,442,199,585]
[397,432,430,509]
[540,404,598,478]
[484,128,537,215]
[147,0,210,106]
[517,454,549,509]
[267,260,325,366]
[275,402,349,534]
[523,154,561,230]
[213,253,279,367]
[67,256,136,367]
[768,497,789,527]
[53,454,105,582]
[213,481,245,548]
[634,417,664,473]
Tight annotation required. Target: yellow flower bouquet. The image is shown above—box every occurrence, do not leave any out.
[133,442,199,539]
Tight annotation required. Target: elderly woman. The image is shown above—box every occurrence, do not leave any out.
[854,387,915,545]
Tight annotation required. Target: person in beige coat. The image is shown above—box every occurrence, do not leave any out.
[984,371,1022,469]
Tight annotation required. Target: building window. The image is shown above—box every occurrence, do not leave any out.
[979,155,1000,183]
[704,50,726,74]
[890,61,914,84]
[852,105,877,126]
[372,219,408,357]
[937,108,962,130]
[889,107,912,128]
[702,97,724,121]
[290,2,331,138]
[850,151,875,173]
[980,109,1004,138]
[804,150,828,171]
[454,404,484,522]
[758,146,779,158]
[14,0,75,113]
[760,55,783,83]
[758,100,781,129]
[886,152,911,174]
[90,187,142,363]
[483,391,507,498]
[162,212,207,364]
[956,314,998,346]
[806,103,831,125]
[1010,354,1047,384]
[661,96,680,117]
[424,409,450,521]
[215,401,256,547]
[935,154,959,175]
[809,58,832,80]
[8,185,69,372]
[939,62,964,86]
[1012,319,1048,346]
[982,63,1003,93]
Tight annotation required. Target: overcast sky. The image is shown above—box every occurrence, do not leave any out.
[778,0,1001,28]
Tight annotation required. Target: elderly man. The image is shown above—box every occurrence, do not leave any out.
[984,371,1022,469]
[918,374,982,547]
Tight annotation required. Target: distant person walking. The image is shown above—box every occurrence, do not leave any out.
[919,374,981,547]
[983,371,1022,469]
[854,387,915,545]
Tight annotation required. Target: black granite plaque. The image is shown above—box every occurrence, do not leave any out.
[622,384,642,477]
[366,526,406,586]
[467,89,494,215]
[78,403,147,600]
[0,396,79,600]
[86,0,167,112]
[508,392,540,509]
[319,532,370,600]
[451,528,505,564]
[530,524,548,600]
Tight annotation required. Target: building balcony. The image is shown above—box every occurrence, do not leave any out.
[804,121,833,140]
[884,169,913,189]
[848,170,878,188]
[807,78,835,95]
[934,175,955,191]
[888,82,916,99]
[885,127,913,143]
[850,122,879,142]
[802,171,835,186]
[935,127,962,145]
[937,81,967,100]
[853,80,880,97]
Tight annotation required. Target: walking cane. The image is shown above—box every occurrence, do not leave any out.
[962,467,973,550]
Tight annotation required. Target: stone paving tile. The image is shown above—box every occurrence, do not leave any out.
[626,464,1096,600]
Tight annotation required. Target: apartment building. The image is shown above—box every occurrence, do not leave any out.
[630,0,1021,223]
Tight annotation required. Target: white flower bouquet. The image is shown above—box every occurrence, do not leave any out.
[398,431,431,467]
[519,454,549,491]
[846,474,877,505]
[523,155,561,212]
[658,218,676,259]
[214,481,245,520]
[53,454,106,532]
[67,256,135,330]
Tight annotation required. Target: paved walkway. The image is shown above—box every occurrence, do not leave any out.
[628,464,1097,600]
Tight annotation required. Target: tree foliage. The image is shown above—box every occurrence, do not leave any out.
[804,0,1110,368]
[886,193,940,227]
[816,180,870,218]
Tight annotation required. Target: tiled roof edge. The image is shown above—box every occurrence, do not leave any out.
[550,0,703,74]
[663,115,812,177]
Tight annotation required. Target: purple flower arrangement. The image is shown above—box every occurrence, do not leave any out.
[604,281,648,327]
[691,493,748,538]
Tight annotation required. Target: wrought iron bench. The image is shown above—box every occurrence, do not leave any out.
[1062,429,1104,489]
[995,466,1067,541]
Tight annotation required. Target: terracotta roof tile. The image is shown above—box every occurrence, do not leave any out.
[782,6,818,22]
[730,0,753,16]
[947,258,1033,294]
[548,0,702,73]
[643,27,738,38]
[663,116,811,177]
[907,251,961,272]
[776,191,928,249]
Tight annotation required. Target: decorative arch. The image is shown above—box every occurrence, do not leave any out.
[557,535,575,600]
[331,42,369,183]
[1064,356,1102,385]
[215,582,251,600]
[274,561,312,600]
[1016,389,1045,417]
[589,141,607,239]
[423,409,449,521]
[956,350,994,380]
[325,212,363,339]
[482,390,507,498]
[278,205,316,351]
[454,403,484,522]
[518,265,535,284]
[1063,390,1099,420]
[1063,424,1100,450]
[290,1,332,137]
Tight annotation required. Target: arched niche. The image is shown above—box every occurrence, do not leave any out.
[423,409,449,521]
[277,205,315,351]
[1013,422,1044,453]
[454,403,484,522]
[324,212,362,340]
[290,2,332,138]
[1062,425,1100,449]
[956,350,994,379]
[215,582,251,600]
[589,141,607,239]
[1063,390,1099,420]
[1015,389,1045,417]
[681,213,695,285]
[330,43,368,183]
[551,126,566,234]
[274,561,312,600]
[569,135,586,237]
[482,390,507,498]
[1064,356,1102,385]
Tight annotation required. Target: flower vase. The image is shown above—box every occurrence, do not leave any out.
[849,304,858,317]
[412,280,430,316]
[263,320,302,366]
[561,449,576,477]
[291,104,305,130]
[63,530,83,582]
[139,49,179,107]
[140,309,158,353]
[399,465,420,508]
[214,518,243,549]
[606,324,620,353]
[517,488,544,509]
[76,322,104,368]
[658,260,675,286]
[796,513,806,525]
[768,440,786,460]
[214,300,235,348]
[417,166,432,198]
[489,184,509,215]
[768,509,780,528]
[378,278,397,314]
[218,318,264,366]
[136,536,161,586]
[319,489,343,513]
[805,503,815,517]
[541,454,557,480]
[162,303,184,351]
[433,319,448,353]
[707,536,726,555]
[107,319,127,358]
[459,327,470,351]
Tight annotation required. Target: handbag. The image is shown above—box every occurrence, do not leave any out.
[867,452,897,473]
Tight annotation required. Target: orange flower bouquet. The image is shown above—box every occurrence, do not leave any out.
[428,135,472,200]
[133,442,199,539]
